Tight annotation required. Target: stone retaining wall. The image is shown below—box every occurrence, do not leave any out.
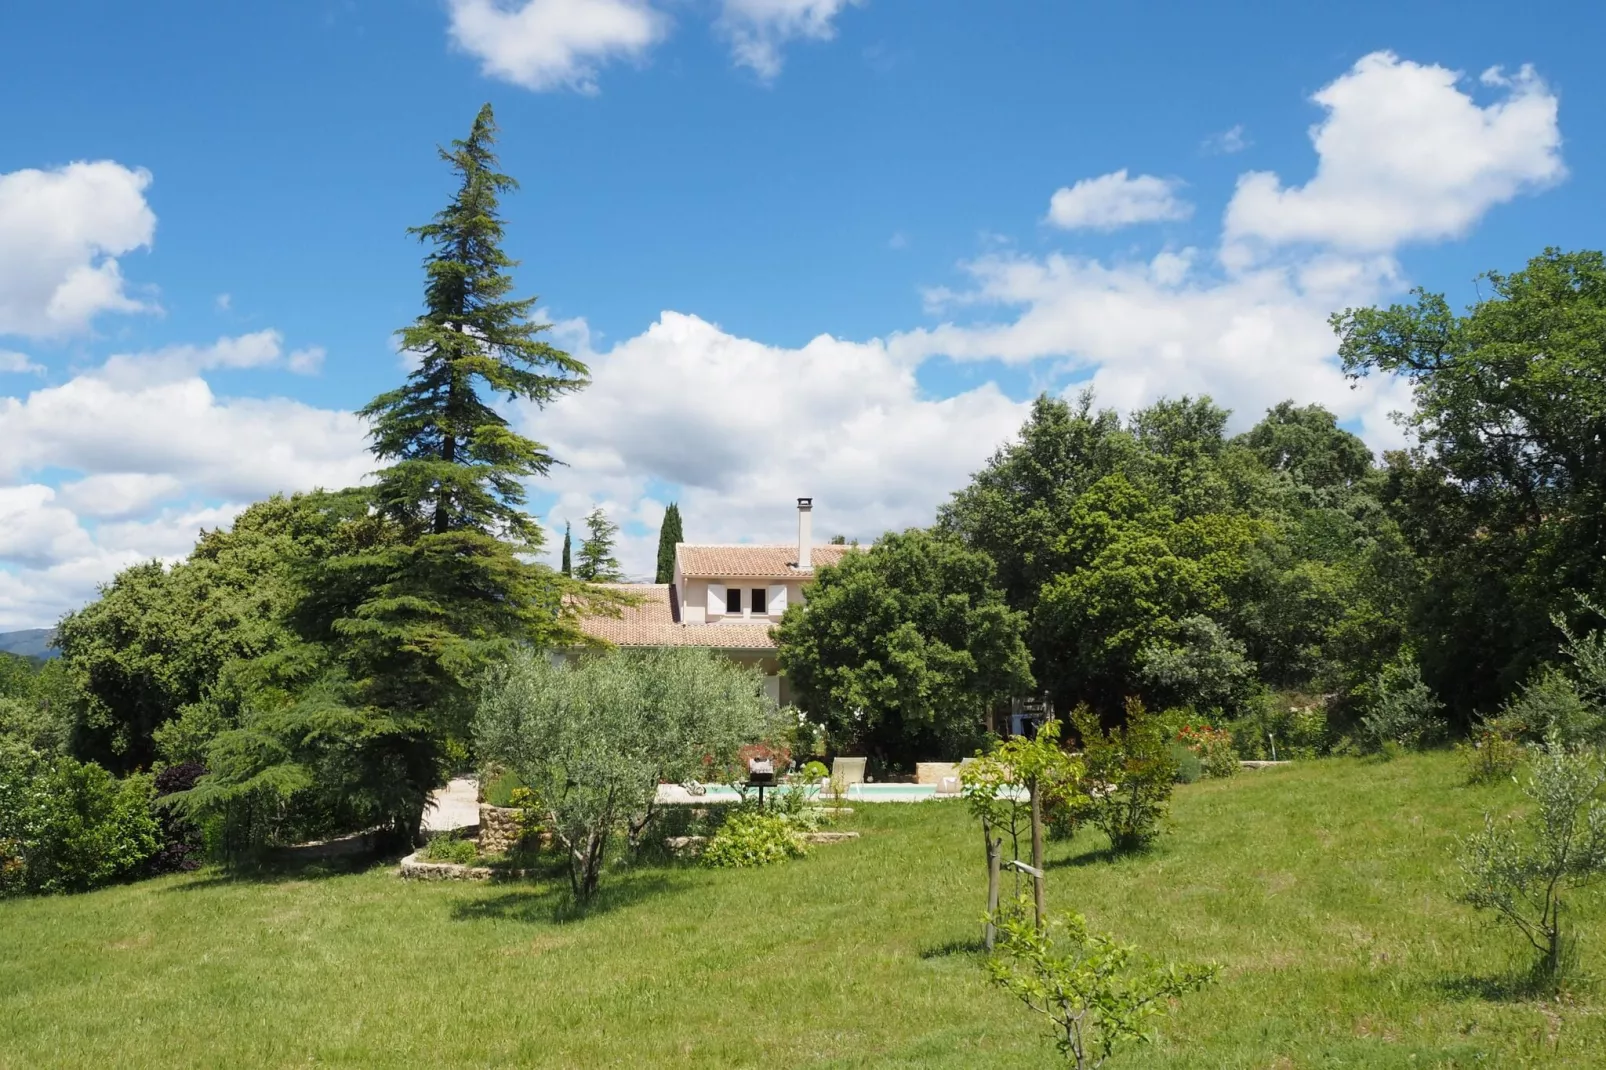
[478,805,528,855]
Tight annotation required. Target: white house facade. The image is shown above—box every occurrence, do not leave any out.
[576,498,857,703]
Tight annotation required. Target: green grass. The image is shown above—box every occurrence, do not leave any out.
[3,752,1605,1067]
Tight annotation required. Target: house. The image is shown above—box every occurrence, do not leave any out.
[576,498,857,704]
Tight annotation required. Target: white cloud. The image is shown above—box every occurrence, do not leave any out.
[0,161,157,338]
[1224,52,1563,255]
[528,311,1028,576]
[1203,124,1248,155]
[892,249,1409,449]
[97,330,326,384]
[57,473,185,520]
[0,346,370,627]
[719,0,862,79]
[0,350,43,374]
[1046,170,1192,230]
[446,0,668,92]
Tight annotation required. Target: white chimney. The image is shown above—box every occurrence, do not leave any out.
[796,497,813,570]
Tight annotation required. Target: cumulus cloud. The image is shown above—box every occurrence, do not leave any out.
[0,342,370,628]
[0,161,157,337]
[1224,52,1563,256]
[527,311,1028,576]
[1046,170,1191,230]
[446,0,667,92]
[96,330,326,385]
[0,350,43,374]
[719,0,862,79]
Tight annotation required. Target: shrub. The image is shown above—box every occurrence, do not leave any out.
[483,768,526,808]
[2,756,160,896]
[1457,735,1606,987]
[1072,701,1177,853]
[986,902,1219,1068]
[148,762,206,874]
[1489,667,1599,747]
[702,808,806,868]
[1361,656,1444,752]
[1176,721,1237,779]
[423,833,479,866]
[1457,726,1523,786]
[1228,694,1329,760]
[1168,742,1201,785]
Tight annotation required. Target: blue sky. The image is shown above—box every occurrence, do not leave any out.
[1,0,1603,628]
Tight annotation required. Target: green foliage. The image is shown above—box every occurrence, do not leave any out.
[560,522,572,577]
[422,832,479,866]
[966,722,1086,852]
[1072,701,1177,852]
[1176,721,1238,778]
[483,769,525,808]
[985,902,1219,1068]
[655,502,683,585]
[0,752,158,897]
[0,655,74,758]
[1458,735,1606,986]
[1360,655,1445,752]
[362,103,586,544]
[475,647,772,899]
[1458,726,1524,786]
[777,528,1033,767]
[940,390,1406,718]
[1336,249,1606,716]
[1226,694,1329,761]
[1167,742,1201,784]
[799,760,829,781]
[702,808,807,868]
[575,508,623,582]
[55,492,354,773]
[1138,615,1257,720]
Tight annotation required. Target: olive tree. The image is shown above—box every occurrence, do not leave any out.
[1458,733,1606,985]
[474,647,771,899]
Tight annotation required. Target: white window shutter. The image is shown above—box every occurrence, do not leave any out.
[706,582,726,617]
[767,584,788,615]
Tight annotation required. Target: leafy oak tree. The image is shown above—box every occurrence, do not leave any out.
[776,528,1033,766]
[1336,248,1606,715]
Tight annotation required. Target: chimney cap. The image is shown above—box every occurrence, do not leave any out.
[797,496,813,509]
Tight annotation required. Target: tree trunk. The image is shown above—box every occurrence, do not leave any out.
[1029,777,1046,930]
[984,830,1002,951]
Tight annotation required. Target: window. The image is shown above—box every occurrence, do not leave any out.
[726,587,742,614]
[751,587,767,614]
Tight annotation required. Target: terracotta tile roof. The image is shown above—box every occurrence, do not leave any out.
[577,584,779,649]
[675,543,857,579]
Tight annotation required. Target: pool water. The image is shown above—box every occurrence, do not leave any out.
[657,782,957,804]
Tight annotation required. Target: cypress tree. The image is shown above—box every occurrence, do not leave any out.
[655,502,683,584]
[561,521,572,577]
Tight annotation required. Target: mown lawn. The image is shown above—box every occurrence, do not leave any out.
[3,752,1605,1067]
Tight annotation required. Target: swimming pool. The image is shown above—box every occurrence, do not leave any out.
[655,782,967,804]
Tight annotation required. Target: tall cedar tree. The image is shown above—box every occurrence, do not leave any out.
[655,503,683,584]
[561,521,572,577]
[576,508,624,582]
[309,104,589,840]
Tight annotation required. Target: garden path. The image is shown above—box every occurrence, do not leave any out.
[422,777,479,832]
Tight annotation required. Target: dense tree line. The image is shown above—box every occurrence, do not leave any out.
[781,248,1606,765]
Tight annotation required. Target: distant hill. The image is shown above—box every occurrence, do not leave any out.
[0,629,58,660]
